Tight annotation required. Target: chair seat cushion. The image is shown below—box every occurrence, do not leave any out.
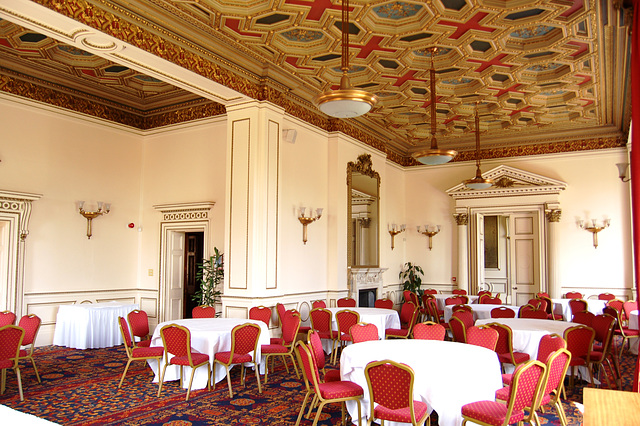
[317,330,338,340]
[374,401,429,423]
[462,400,525,426]
[135,339,152,348]
[498,352,530,365]
[132,346,164,358]
[495,386,509,401]
[170,352,209,366]
[590,351,603,361]
[501,373,513,385]
[569,357,587,367]
[324,369,341,383]
[340,334,352,342]
[385,329,410,338]
[261,344,288,354]
[0,359,12,369]
[317,380,363,399]
[621,328,639,336]
[299,326,312,334]
[270,337,284,345]
[215,352,253,364]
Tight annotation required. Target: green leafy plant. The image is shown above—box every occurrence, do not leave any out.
[192,247,223,316]
[399,262,424,298]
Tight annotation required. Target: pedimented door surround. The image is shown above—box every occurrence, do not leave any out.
[446,165,567,299]
[0,190,42,315]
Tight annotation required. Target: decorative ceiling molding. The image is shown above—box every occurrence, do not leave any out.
[153,201,216,222]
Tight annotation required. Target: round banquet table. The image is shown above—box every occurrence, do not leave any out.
[434,294,480,311]
[340,339,503,426]
[148,318,270,390]
[321,307,400,353]
[53,301,139,349]
[444,303,519,323]
[551,298,606,321]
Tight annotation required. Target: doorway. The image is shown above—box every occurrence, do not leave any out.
[184,232,204,318]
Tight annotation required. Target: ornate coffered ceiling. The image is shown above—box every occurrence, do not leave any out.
[0,0,632,165]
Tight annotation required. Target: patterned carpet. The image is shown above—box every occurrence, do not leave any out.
[0,338,636,425]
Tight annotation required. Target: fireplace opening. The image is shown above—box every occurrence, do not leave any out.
[359,288,377,307]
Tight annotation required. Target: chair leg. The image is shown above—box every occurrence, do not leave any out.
[312,401,327,426]
[118,359,133,388]
[289,353,300,378]
[212,360,217,388]
[225,365,233,398]
[306,395,318,419]
[29,357,41,383]
[15,367,23,402]
[254,362,262,394]
[295,391,312,426]
[157,361,169,397]
[185,366,198,401]
[1,369,6,394]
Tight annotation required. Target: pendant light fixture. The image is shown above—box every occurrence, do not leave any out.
[463,105,493,190]
[412,48,457,165]
[314,0,378,118]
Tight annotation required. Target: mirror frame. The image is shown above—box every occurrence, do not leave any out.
[347,154,381,268]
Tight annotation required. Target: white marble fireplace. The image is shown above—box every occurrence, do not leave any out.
[348,267,388,307]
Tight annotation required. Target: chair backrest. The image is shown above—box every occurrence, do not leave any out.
[412,322,446,341]
[591,314,616,356]
[452,289,467,295]
[403,291,419,306]
[350,322,379,343]
[482,295,502,304]
[192,305,216,318]
[491,306,516,318]
[607,299,626,320]
[399,302,418,328]
[603,306,620,329]
[424,289,438,295]
[451,304,472,313]
[229,323,261,359]
[18,314,41,347]
[276,303,286,324]
[374,298,394,309]
[0,311,16,327]
[563,325,595,362]
[310,308,333,333]
[425,298,442,324]
[445,296,462,306]
[518,304,536,318]
[488,322,514,356]
[295,341,321,394]
[507,360,547,415]
[565,291,583,299]
[572,311,595,327]
[336,309,360,337]
[312,300,327,309]
[449,316,467,343]
[536,333,566,362]
[568,299,588,317]
[467,325,499,351]
[528,298,547,312]
[307,330,328,369]
[542,348,571,400]
[337,297,356,307]
[127,310,149,339]
[537,292,550,298]
[520,309,549,320]
[160,324,191,358]
[598,292,616,301]
[0,325,24,365]
[249,305,272,326]
[623,300,638,320]
[282,311,302,345]
[452,310,474,329]
[365,360,417,419]
[478,290,491,297]
[538,295,554,316]
[117,316,134,355]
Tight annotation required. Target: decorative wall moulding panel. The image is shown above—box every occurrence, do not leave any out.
[153,202,216,222]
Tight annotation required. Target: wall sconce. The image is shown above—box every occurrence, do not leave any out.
[388,224,406,250]
[579,218,610,248]
[78,201,110,239]
[417,225,440,251]
[298,207,322,244]
[616,162,630,182]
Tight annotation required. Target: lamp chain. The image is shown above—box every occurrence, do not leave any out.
[341,0,349,73]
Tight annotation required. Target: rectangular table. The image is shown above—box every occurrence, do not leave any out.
[340,339,503,426]
[321,307,400,354]
[149,318,270,390]
[444,304,518,323]
[53,301,139,349]
[583,388,640,426]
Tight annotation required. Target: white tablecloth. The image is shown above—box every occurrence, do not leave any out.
[551,298,606,321]
[321,307,400,353]
[629,310,638,355]
[444,304,518,323]
[434,294,479,311]
[340,339,502,426]
[0,404,60,425]
[148,318,270,390]
[52,302,139,349]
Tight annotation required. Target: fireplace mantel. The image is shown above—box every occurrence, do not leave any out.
[348,267,388,306]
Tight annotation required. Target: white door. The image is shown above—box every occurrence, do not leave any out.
[508,212,540,306]
[165,231,185,321]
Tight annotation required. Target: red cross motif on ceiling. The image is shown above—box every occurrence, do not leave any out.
[467,53,512,73]
[444,114,460,125]
[285,0,350,21]
[575,74,592,85]
[491,83,525,98]
[560,0,585,18]
[566,41,589,58]
[284,56,314,70]
[415,95,445,109]
[384,70,426,87]
[437,12,496,40]
[509,106,533,116]
[352,36,397,59]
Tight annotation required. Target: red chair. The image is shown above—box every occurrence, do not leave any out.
[0,325,25,401]
[467,325,499,351]
[491,306,516,319]
[337,297,356,308]
[262,310,301,383]
[364,360,429,426]
[453,310,474,329]
[385,302,419,339]
[528,298,547,312]
[276,303,287,324]
[403,291,420,307]
[452,304,472,314]
[425,298,448,329]
[452,289,467,295]
[481,296,502,305]
[424,289,438,295]
[488,322,530,370]
[117,317,163,389]
[520,309,549,320]
[457,294,470,304]
[565,291,583,299]
[608,303,638,357]
[623,300,638,323]
[537,292,550,298]
[16,314,42,383]
[413,321,446,341]
[309,308,338,360]
[0,311,16,327]
[461,360,547,426]
[294,341,362,426]
[307,330,341,383]
[607,299,626,321]
[292,308,312,335]
[158,324,211,401]
[572,311,595,327]
[127,310,151,347]
[449,316,468,343]
[502,333,566,386]
[598,293,616,301]
[349,322,379,343]
[312,300,326,309]
[568,299,588,321]
[374,298,393,309]
[249,305,272,326]
[563,325,595,388]
[213,323,262,398]
[589,314,617,389]
[192,305,216,318]
[445,296,463,306]
[334,309,360,364]
[478,290,491,297]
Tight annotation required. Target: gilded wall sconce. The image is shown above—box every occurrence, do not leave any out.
[417,225,440,251]
[298,207,323,244]
[388,224,406,250]
[78,201,110,239]
[579,218,610,248]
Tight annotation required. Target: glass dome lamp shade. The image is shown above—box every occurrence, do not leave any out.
[314,0,377,118]
[463,106,493,190]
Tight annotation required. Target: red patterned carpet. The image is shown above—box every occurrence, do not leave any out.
[0,340,636,425]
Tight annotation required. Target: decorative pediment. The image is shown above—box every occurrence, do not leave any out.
[153,202,215,221]
[446,165,567,200]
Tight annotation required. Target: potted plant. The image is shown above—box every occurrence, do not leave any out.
[192,247,223,316]
[399,262,424,299]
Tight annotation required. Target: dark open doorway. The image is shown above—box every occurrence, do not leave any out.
[183,231,204,318]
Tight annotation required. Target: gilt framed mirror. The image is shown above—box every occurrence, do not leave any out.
[347,154,380,268]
